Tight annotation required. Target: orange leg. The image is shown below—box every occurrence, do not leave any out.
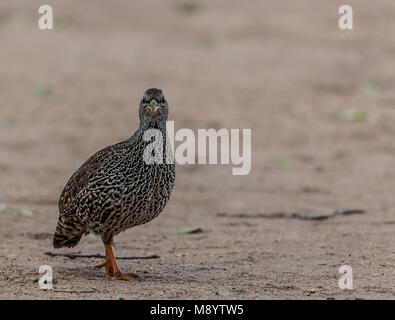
[94,244,137,281]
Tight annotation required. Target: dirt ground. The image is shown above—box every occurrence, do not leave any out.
[0,0,394,299]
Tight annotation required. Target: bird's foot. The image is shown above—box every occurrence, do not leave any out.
[94,260,138,281]
[109,272,138,281]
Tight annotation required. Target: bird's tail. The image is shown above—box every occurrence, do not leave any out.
[53,216,85,248]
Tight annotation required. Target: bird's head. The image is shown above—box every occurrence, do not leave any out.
[139,88,168,123]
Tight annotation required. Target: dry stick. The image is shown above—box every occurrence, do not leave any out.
[53,290,97,294]
[45,252,160,260]
[217,209,365,221]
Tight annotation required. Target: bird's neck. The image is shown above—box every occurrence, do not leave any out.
[138,118,167,135]
[130,119,168,143]
[132,119,173,164]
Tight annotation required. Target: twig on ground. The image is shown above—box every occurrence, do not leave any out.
[44,252,160,260]
[217,209,365,221]
[53,290,97,294]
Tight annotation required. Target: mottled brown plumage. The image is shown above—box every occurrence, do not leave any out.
[53,88,175,280]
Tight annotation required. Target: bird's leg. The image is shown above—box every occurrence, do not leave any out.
[95,243,138,281]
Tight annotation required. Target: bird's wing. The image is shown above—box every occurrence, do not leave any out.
[58,141,128,216]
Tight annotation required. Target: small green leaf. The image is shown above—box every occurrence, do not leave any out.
[0,203,6,213]
[216,291,230,296]
[53,18,68,29]
[34,85,53,97]
[9,14,28,30]
[279,160,294,169]
[363,80,378,96]
[337,109,366,122]
[19,207,34,218]
[179,227,202,234]
[0,119,14,128]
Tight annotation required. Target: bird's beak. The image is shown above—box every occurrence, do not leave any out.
[148,99,160,114]
[148,106,160,114]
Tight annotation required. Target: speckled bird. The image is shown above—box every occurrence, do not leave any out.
[53,88,175,280]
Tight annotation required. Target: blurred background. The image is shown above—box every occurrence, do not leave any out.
[0,0,394,299]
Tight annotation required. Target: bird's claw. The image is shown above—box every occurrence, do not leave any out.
[94,260,138,281]
[108,273,139,281]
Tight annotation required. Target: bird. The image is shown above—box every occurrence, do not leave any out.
[53,88,175,280]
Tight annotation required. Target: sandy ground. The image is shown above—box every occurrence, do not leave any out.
[0,0,394,299]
